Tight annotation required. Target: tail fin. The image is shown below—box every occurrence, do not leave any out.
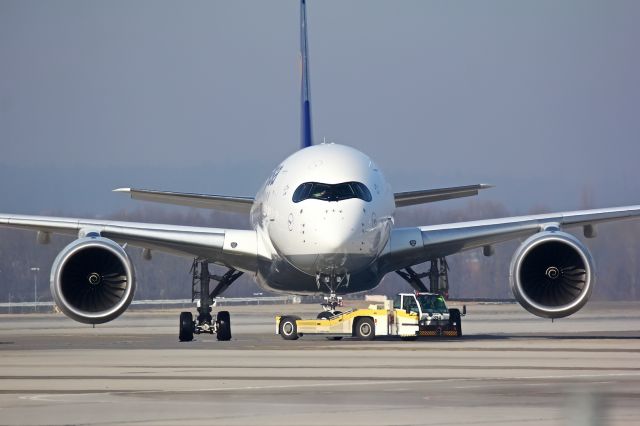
[300,0,313,149]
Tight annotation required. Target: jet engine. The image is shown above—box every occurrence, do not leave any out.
[50,237,136,324]
[509,231,594,319]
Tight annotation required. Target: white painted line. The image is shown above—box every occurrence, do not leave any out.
[15,372,640,402]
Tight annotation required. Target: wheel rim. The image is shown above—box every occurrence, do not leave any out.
[283,321,294,335]
[360,322,371,336]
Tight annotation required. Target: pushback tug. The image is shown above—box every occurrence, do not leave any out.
[277,293,465,341]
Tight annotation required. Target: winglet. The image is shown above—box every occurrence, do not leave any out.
[300,0,313,149]
[113,188,131,193]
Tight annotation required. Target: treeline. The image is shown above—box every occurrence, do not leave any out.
[0,201,638,303]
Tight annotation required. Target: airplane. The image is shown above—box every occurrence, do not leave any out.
[2,0,640,341]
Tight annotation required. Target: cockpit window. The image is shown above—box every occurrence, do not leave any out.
[292,182,372,203]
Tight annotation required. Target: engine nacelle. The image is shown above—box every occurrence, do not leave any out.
[510,231,595,319]
[50,237,136,324]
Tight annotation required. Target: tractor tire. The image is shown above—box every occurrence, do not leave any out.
[354,317,375,340]
[449,308,462,337]
[279,316,300,340]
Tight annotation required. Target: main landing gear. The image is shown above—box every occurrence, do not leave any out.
[178,259,243,342]
[395,258,449,298]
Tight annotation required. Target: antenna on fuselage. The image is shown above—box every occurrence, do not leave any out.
[321,136,334,145]
[300,0,313,149]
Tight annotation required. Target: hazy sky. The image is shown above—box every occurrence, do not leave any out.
[1,0,639,216]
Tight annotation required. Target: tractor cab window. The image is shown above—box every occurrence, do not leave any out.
[417,294,448,315]
[393,295,401,309]
[403,295,420,315]
[292,181,372,203]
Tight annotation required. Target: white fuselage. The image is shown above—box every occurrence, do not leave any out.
[249,144,395,294]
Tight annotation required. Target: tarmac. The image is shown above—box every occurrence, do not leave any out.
[0,301,639,425]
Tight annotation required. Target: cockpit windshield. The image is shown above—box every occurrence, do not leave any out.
[292,181,372,203]
[417,294,448,315]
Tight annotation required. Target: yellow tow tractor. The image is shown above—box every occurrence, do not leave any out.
[276,292,465,341]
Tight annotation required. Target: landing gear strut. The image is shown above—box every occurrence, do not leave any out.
[396,258,449,299]
[315,271,348,318]
[317,294,343,319]
[178,259,243,342]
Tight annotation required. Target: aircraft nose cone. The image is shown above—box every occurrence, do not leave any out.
[315,224,355,252]
[312,220,361,273]
[310,204,390,274]
[268,201,391,276]
[313,207,362,251]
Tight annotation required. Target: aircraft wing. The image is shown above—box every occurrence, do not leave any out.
[0,213,258,271]
[114,188,254,214]
[381,205,640,272]
[394,184,493,207]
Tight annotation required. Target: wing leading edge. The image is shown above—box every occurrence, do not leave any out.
[0,213,259,273]
[381,204,640,273]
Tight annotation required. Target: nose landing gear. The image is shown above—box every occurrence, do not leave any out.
[315,271,348,318]
[178,259,243,342]
[317,294,343,319]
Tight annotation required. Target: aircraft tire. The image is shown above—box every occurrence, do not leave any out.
[179,311,194,342]
[279,316,300,340]
[317,311,341,319]
[216,311,232,341]
[354,317,375,340]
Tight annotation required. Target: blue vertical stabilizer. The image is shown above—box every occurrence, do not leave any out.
[300,0,313,149]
